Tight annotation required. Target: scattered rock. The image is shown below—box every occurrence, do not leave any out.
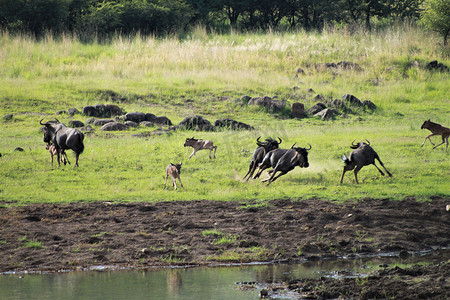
[125,112,146,123]
[68,120,84,128]
[145,113,157,122]
[291,102,306,118]
[362,100,377,110]
[342,94,363,107]
[330,99,345,108]
[177,115,214,131]
[153,116,172,126]
[426,60,449,72]
[247,96,287,112]
[100,122,128,131]
[93,119,114,126]
[307,103,327,115]
[139,121,155,127]
[83,105,97,117]
[67,108,80,116]
[314,108,338,120]
[213,119,254,130]
[124,121,139,127]
[105,104,123,117]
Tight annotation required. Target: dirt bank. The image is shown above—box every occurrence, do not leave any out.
[1,197,448,274]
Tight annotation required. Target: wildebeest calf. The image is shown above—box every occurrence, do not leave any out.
[184,137,217,160]
[164,162,185,191]
[46,143,69,167]
[421,119,450,151]
[341,140,392,184]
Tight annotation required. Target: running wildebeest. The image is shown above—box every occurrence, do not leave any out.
[184,137,217,160]
[260,144,311,185]
[46,143,69,167]
[340,140,392,184]
[40,118,85,167]
[421,119,450,151]
[164,162,185,191]
[243,137,282,181]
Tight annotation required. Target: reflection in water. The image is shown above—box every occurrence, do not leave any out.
[0,250,447,300]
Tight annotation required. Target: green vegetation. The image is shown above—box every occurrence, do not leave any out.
[0,25,449,205]
[18,236,43,249]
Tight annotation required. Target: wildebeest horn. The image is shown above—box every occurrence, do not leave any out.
[278,137,282,144]
[291,143,297,148]
[351,140,358,147]
[54,118,60,123]
[365,139,370,145]
[305,143,312,150]
[39,118,46,125]
[256,136,261,143]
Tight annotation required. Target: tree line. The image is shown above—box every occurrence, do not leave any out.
[0,0,447,43]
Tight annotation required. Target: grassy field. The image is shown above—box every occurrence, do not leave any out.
[0,25,449,204]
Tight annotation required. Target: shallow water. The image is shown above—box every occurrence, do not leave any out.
[1,250,447,300]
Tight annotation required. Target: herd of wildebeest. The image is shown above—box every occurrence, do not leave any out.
[39,118,450,190]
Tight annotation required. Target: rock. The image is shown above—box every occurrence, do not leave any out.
[153,116,172,126]
[94,104,106,117]
[145,113,157,122]
[331,99,345,108]
[55,110,65,115]
[139,121,155,127]
[68,120,85,128]
[100,122,128,131]
[291,102,306,118]
[295,67,305,75]
[314,108,338,120]
[247,96,287,112]
[213,119,254,130]
[105,104,123,117]
[362,100,377,110]
[80,125,94,133]
[124,121,139,127]
[177,115,214,131]
[314,94,325,101]
[93,119,114,126]
[342,94,363,107]
[307,103,327,115]
[336,61,362,71]
[125,112,146,123]
[83,105,97,117]
[426,60,449,72]
[86,118,96,125]
[3,113,13,121]
[67,108,80,116]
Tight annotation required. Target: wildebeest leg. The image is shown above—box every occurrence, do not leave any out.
[340,169,347,184]
[177,177,186,191]
[62,150,70,165]
[375,157,392,177]
[213,146,217,158]
[372,162,385,176]
[209,148,213,159]
[432,136,448,150]
[188,149,197,160]
[243,162,255,181]
[265,171,287,185]
[74,153,80,167]
[172,177,177,190]
[353,165,363,184]
[421,133,436,147]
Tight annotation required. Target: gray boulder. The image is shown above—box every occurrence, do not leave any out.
[68,120,85,128]
[139,121,155,127]
[177,115,214,131]
[291,103,306,118]
[213,119,254,130]
[342,94,363,107]
[145,113,157,122]
[362,100,376,110]
[125,112,146,123]
[100,122,128,131]
[315,108,338,120]
[307,103,327,115]
[124,121,139,127]
[153,116,172,126]
[248,96,287,112]
[105,104,123,117]
[67,108,80,116]
[93,119,114,126]
[83,105,97,117]
[3,113,13,121]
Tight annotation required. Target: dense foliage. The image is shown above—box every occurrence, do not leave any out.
[0,0,428,37]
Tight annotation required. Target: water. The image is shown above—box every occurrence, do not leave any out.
[1,251,447,300]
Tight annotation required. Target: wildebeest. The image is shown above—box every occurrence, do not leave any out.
[40,118,85,167]
[340,140,392,184]
[421,119,450,151]
[243,137,282,181]
[184,137,217,160]
[46,143,70,167]
[164,162,185,191]
[254,143,311,185]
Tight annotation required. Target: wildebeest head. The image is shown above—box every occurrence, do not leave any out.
[350,140,370,149]
[256,136,282,151]
[421,119,432,130]
[292,144,311,168]
[171,162,182,174]
[40,118,61,144]
[184,137,197,147]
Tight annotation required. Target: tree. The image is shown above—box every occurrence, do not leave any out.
[421,0,450,46]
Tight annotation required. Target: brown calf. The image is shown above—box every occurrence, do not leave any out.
[46,143,69,166]
[421,120,450,151]
[164,163,185,191]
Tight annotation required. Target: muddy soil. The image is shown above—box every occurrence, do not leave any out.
[1,197,449,298]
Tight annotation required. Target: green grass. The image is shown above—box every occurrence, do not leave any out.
[0,25,449,205]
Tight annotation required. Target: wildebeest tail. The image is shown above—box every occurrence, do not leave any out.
[341,154,350,165]
[74,131,85,155]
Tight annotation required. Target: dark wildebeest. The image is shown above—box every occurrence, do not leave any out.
[46,143,69,167]
[340,140,392,184]
[164,162,185,191]
[40,118,85,167]
[421,119,450,151]
[184,137,217,160]
[243,137,282,181]
[259,144,311,185]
